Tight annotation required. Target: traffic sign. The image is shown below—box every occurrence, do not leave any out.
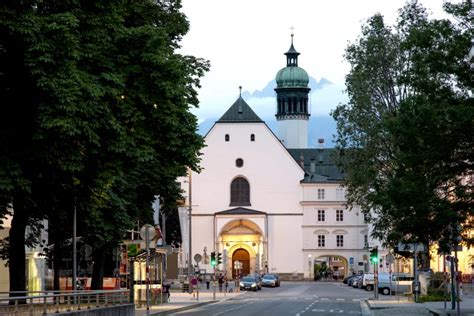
[194,254,202,263]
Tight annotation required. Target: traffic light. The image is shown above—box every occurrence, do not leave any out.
[370,247,378,264]
[210,251,216,267]
[217,252,222,265]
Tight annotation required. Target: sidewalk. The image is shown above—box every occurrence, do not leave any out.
[135,283,243,315]
[366,292,474,316]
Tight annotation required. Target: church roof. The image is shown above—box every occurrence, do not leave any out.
[216,96,263,123]
[287,148,345,183]
[215,207,266,215]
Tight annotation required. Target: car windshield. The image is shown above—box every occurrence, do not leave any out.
[263,275,275,279]
[242,277,255,282]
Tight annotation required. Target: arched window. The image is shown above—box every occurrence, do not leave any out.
[225,134,230,142]
[250,134,255,142]
[230,177,250,206]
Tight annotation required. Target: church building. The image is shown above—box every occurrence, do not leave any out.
[178,36,382,280]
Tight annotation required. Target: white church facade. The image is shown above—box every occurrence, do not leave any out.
[178,36,386,280]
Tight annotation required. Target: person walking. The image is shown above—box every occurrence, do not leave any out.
[218,273,224,292]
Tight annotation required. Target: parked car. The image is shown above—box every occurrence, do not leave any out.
[346,275,361,286]
[262,274,278,287]
[352,275,362,288]
[270,274,281,287]
[378,273,414,295]
[246,273,262,290]
[240,276,259,291]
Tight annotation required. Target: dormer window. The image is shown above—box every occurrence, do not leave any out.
[225,134,230,142]
[250,134,255,142]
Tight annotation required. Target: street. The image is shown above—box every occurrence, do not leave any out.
[174,281,373,316]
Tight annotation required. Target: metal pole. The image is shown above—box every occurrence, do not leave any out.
[451,256,455,310]
[188,170,193,294]
[162,213,166,245]
[213,267,216,300]
[443,255,447,309]
[72,198,77,295]
[455,249,460,316]
[414,246,418,302]
[146,228,150,316]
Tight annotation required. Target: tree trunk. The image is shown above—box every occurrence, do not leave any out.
[9,200,27,303]
[91,248,105,290]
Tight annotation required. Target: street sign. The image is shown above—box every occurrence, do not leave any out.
[194,254,202,263]
[349,257,354,265]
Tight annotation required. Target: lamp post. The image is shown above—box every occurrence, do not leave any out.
[188,170,193,294]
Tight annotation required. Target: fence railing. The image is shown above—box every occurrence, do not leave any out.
[0,289,129,315]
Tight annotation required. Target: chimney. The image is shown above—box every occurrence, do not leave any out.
[310,157,316,173]
[299,152,305,169]
[318,138,324,163]
[318,138,324,149]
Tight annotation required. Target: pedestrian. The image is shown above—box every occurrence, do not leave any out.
[225,279,229,292]
[218,273,224,292]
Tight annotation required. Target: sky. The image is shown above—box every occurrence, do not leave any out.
[178,0,449,122]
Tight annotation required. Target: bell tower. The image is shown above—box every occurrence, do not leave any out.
[275,33,311,148]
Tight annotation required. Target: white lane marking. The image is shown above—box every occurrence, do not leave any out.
[352,298,361,302]
[321,298,329,301]
[312,309,325,312]
[336,298,345,301]
[212,301,255,316]
[349,311,361,314]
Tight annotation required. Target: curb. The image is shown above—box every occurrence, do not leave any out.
[426,308,449,316]
[360,300,372,316]
[150,300,218,315]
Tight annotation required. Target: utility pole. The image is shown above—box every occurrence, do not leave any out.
[188,170,193,294]
[72,198,77,294]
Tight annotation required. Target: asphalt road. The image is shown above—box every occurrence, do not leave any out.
[174,281,374,316]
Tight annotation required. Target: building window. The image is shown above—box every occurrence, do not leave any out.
[317,189,325,200]
[364,235,369,248]
[317,210,325,222]
[250,134,255,141]
[318,235,325,247]
[336,210,344,222]
[336,188,345,200]
[230,177,250,206]
[235,158,243,168]
[336,235,344,247]
[225,134,230,142]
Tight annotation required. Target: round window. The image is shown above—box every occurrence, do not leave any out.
[236,158,244,168]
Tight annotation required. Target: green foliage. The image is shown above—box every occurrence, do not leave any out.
[332,0,473,248]
[0,0,209,291]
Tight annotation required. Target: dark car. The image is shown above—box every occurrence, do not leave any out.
[240,276,258,291]
[345,275,360,286]
[261,274,278,287]
[269,274,281,287]
[246,273,262,290]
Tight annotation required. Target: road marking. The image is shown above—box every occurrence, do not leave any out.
[336,298,345,301]
[321,298,329,301]
[348,311,361,314]
[212,301,255,316]
[312,309,325,312]
[352,298,361,302]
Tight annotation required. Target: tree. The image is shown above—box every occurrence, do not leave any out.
[0,0,209,294]
[332,0,473,256]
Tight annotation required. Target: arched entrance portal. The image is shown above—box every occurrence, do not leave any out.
[314,255,348,281]
[232,248,250,278]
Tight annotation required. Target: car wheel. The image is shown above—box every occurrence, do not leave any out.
[382,287,391,295]
[366,285,373,291]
